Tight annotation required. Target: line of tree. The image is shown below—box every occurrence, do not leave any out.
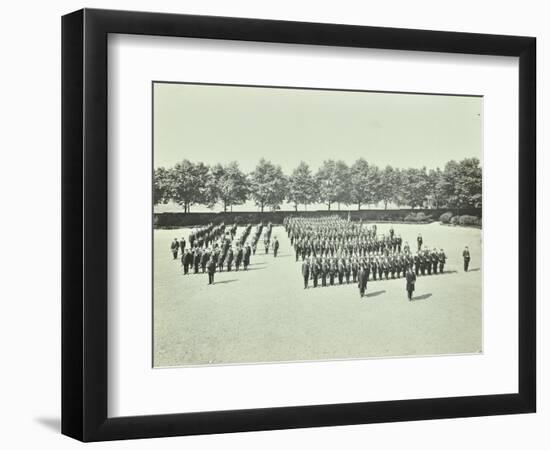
[154,157,482,213]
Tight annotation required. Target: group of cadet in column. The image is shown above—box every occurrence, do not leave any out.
[169,215,472,296]
[285,216,471,300]
[169,221,279,285]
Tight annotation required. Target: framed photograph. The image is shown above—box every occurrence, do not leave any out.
[62,8,536,441]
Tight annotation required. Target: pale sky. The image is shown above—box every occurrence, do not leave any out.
[153,82,482,212]
[153,82,482,173]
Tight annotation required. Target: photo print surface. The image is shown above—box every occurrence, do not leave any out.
[153,82,482,368]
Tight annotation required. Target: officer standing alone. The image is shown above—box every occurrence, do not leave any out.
[463,246,471,272]
[170,238,179,260]
[406,267,417,301]
[358,264,368,298]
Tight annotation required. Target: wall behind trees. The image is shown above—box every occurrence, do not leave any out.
[155,207,482,228]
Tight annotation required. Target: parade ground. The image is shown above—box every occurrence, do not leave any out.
[153,222,482,367]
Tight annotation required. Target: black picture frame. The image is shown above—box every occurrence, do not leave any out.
[61,8,536,442]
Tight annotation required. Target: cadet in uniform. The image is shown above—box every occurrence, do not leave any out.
[463,246,471,271]
[406,267,416,300]
[396,235,402,253]
[207,258,216,285]
[272,237,279,257]
[321,258,329,287]
[352,257,359,283]
[358,264,368,298]
[413,252,420,275]
[235,245,243,271]
[329,259,336,286]
[193,249,201,274]
[200,250,209,273]
[170,238,179,260]
[311,257,319,288]
[337,258,345,285]
[426,251,432,275]
[417,234,423,252]
[182,249,192,275]
[302,258,310,289]
[431,248,439,274]
[243,244,251,270]
[345,258,351,283]
[438,248,447,273]
[226,247,234,272]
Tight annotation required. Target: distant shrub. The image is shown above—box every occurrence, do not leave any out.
[404,212,433,223]
[439,211,453,224]
[458,215,481,226]
[450,215,459,225]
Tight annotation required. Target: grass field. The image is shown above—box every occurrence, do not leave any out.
[153,222,482,367]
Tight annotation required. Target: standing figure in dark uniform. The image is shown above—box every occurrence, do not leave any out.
[438,248,447,273]
[207,258,216,285]
[351,258,359,283]
[226,248,234,272]
[264,237,269,255]
[395,257,401,279]
[243,244,251,270]
[235,246,243,271]
[302,258,310,289]
[193,249,201,274]
[170,238,179,260]
[345,258,351,284]
[329,259,336,286]
[406,267,417,300]
[463,246,471,272]
[295,240,301,262]
[396,235,402,253]
[419,252,426,276]
[179,237,186,254]
[182,249,192,275]
[431,248,439,274]
[337,258,345,285]
[272,237,279,257]
[358,265,368,298]
[414,252,421,276]
[200,250,209,273]
[311,257,319,288]
[321,258,329,287]
[417,234,423,252]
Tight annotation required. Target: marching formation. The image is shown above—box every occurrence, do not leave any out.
[169,222,279,285]
[284,216,449,299]
[169,216,473,299]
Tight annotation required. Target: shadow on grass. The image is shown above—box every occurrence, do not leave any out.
[413,293,432,301]
[215,279,238,285]
[366,290,386,297]
[242,266,266,272]
[467,268,481,272]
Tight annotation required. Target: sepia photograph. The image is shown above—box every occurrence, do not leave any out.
[152,81,483,368]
